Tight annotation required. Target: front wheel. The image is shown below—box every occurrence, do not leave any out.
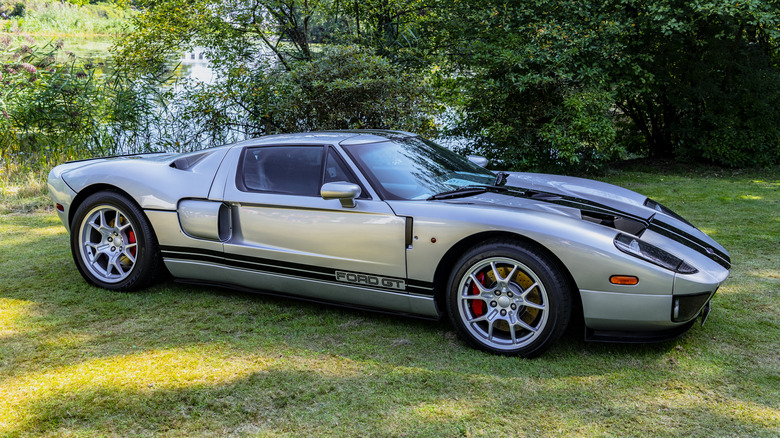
[446,239,572,357]
[70,191,163,291]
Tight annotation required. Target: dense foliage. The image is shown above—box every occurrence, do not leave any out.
[113,0,439,148]
[2,0,780,176]
[142,45,438,150]
[428,0,780,169]
[1,1,133,35]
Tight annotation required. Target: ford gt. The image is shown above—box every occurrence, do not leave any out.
[47,130,730,357]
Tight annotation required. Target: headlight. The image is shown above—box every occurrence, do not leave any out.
[614,234,698,274]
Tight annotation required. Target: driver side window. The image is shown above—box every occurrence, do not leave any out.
[242,146,323,196]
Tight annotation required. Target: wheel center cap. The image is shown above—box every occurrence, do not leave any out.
[113,235,124,247]
[497,296,511,308]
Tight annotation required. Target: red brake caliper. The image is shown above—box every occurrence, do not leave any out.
[128,231,136,257]
[470,272,486,316]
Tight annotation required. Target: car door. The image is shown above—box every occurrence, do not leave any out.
[218,143,410,305]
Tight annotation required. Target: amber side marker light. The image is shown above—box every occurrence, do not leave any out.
[610,275,639,285]
[56,204,64,212]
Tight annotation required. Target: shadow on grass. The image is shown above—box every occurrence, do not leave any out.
[6,352,777,437]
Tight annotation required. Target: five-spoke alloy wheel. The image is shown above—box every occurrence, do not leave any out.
[447,239,572,357]
[71,191,162,291]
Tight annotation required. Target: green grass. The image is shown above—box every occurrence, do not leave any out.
[1,167,778,437]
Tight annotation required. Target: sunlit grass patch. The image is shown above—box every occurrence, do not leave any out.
[0,298,36,338]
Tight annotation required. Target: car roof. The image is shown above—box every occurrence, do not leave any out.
[232,130,418,147]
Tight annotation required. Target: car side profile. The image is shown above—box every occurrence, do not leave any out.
[48,131,730,357]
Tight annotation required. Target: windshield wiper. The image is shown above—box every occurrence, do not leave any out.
[428,185,505,200]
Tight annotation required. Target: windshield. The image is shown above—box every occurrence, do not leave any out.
[343,137,496,200]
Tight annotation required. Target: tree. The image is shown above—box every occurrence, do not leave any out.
[115,0,431,74]
[594,0,780,166]
[426,0,780,169]
[425,0,623,170]
[170,45,437,146]
[114,1,439,147]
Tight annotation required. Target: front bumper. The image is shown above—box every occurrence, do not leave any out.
[583,295,715,343]
[585,320,697,343]
[580,287,718,343]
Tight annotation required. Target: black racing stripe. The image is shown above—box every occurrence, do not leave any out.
[406,279,435,295]
[649,222,731,269]
[651,222,730,263]
[161,245,334,275]
[501,188,651,226]
[499,188,733,270]
[160,245,436,296]
[164,251,336,283]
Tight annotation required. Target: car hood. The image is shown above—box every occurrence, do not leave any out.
[446,172,731,269]
[503,172,652,220]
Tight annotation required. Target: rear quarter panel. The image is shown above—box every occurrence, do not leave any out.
[59,149,231,212]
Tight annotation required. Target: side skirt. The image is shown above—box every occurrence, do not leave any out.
[164,259,441,319]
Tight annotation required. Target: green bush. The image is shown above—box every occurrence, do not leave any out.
[537,89,621,172]
[0,1,24,17]
[164,45,439,148]
[1,34,163,176]
[428,0,780,170]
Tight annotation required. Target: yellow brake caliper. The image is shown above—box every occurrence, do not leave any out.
[486,266,541,332]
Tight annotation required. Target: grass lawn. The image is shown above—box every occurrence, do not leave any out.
[1,166,778,437]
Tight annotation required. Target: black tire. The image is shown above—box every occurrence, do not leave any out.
[70,191,163,291]
[446,239,572,357]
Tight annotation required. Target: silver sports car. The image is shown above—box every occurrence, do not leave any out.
[48,131,730,357]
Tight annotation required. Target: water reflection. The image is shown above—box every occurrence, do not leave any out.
[180,48,214,84]
[57,36,214,84]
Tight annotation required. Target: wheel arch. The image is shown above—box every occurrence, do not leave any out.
[69,184,149,231]
[431,231,582,321]
[68,184,167,291]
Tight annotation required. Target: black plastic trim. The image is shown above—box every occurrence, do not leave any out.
[170,152,209,170]
[585,321,696,343]
[404,216,414,248]
[672,291,714,322]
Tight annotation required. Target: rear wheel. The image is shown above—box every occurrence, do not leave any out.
[71,191,162,291]
[446,239,572,357]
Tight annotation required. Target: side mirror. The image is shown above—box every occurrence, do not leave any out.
[467,155,489,168]
[321,182,362,208]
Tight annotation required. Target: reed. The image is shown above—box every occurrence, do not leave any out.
[1,32,170,185]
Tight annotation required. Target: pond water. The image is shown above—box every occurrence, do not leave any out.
[56,36,214,84]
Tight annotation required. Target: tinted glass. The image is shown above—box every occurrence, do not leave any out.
[324,148,357,184]
[343,137,495,200]
[243,146,323,196]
